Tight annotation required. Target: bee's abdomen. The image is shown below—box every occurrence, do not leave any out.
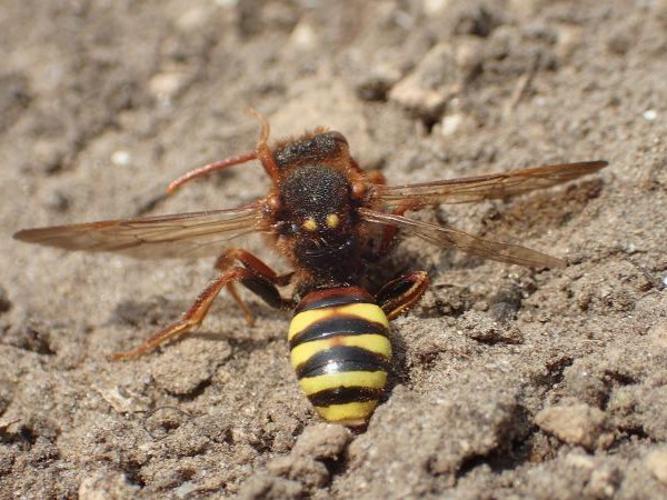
[288,287,391,426]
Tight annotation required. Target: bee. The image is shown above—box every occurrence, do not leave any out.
[14,113,607,426]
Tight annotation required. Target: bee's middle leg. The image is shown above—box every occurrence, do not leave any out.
[375,271,430,320]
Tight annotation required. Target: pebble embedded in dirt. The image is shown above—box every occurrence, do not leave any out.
[458,310,523,344]
[267,455,330,489]
[290,423,351,460]
[389,42,461,120]
[148,69,194,105]
[645,449,667,485]
[78,471,140,500]
[287,20,319,51]
[587,465,621,498]
[555,24,583,61]
[561,363,609,408]
[647,321,667,349]
[488,286,524,324]
[44,189,71,212]
[535,402,607,450]
[149,340,232,396]
[263,423,351,489]
[237,474,304,500]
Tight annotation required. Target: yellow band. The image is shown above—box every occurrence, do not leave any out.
[289,334,391,369]
[298,370,387,396]
[288,303,389,341]
[314,401,379,424]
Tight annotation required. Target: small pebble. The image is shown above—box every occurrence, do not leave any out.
[509,0,546,17]
[264,424,351,489]
[565,452,595,470]
[423,0,451,15]
[647,322,667,349]
[78,471,140,500]
[645,449,667,485]
[151,341,231,396]
[556,24,583,60]
[111,150,131,167]
[642,109,657,122]
[389,42,460,119]
[176,7,209,32]
[588,466,620,498]
[535,402,606,450]
[267,456,329,488]
[238,474,304,500]
[148,70,191,104]
[440,113,463,136]
[288,21,318,50]
[45,190,71,212]
[291,423,351,460]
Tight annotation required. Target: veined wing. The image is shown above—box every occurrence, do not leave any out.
[13,206,263,259]
[359,208,564,268]
[376,161,607,207]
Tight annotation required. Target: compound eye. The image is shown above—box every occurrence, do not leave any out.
[326,213,340,229]
[302,217,318,232]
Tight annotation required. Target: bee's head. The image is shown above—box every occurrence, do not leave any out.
[278,163,352,239]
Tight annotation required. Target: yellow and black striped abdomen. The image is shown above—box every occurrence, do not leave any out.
[288,287,391,426]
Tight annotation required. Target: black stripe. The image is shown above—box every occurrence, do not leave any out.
[289,315,387,349]
[308,386,383,407]
[296,346,389,379]
[294,294,371,314]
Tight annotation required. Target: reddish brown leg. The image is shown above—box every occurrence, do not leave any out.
[376,271,430,320]
[111,268,253,361]
[167,152,258,193]
[214,248,293,287]
[366,170,386,184]
[376,201,420,256]
[166,109,280,193]
[248,108,281,183]
[215,248,294,326]
[111,250,293,361]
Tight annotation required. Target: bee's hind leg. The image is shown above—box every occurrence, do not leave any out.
[375,271,430,321]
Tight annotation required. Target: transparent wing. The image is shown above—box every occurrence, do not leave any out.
[359,208,564,268]
[13,206,264,259]
[377,161,607,207]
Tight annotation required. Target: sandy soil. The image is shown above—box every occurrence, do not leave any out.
[1,0,667,498]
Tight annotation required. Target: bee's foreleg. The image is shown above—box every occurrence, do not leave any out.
[110,254,294,361]
[214,248,295,325]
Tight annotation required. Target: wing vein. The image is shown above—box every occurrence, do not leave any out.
[359,208,564,268]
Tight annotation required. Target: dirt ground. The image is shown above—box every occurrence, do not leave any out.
[1,0,666,498]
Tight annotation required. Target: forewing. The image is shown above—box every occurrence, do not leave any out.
[359,208,564,268]
[377,161,607,206]
[13,206,264,259]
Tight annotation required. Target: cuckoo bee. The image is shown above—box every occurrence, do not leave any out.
[14,113,607,426]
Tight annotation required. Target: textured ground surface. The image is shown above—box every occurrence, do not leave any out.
[1,1,667,498]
